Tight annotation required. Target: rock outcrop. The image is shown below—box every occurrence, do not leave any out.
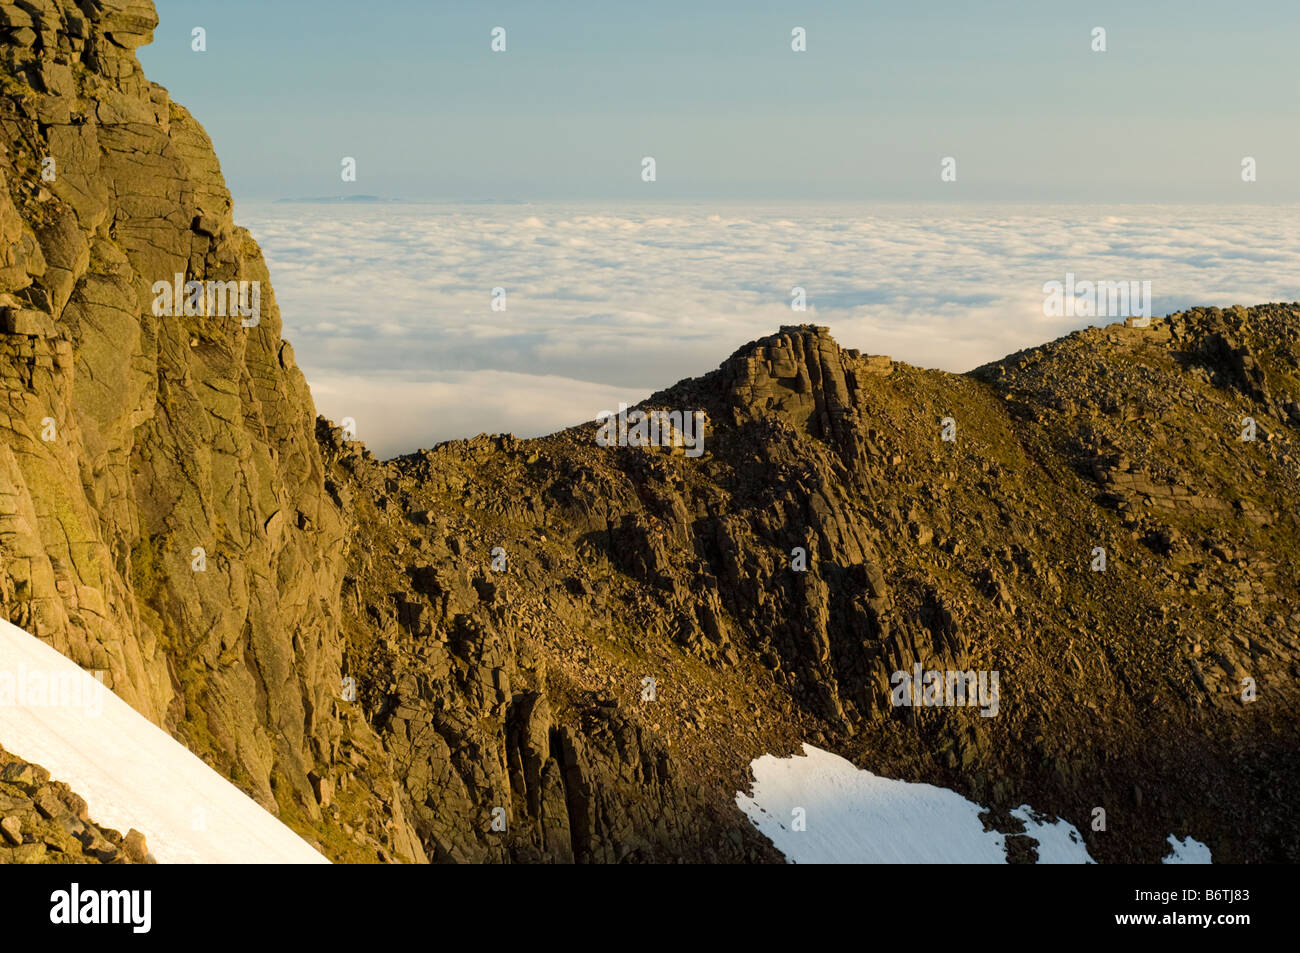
[0,743,154,863]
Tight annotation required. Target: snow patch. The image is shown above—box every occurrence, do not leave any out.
[0,619,328,864]
[736,743,1094,864]
[1010,804,1095,864]
[1162,834,1213,864]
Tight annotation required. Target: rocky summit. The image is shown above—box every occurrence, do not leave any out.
[1,1,1298,864]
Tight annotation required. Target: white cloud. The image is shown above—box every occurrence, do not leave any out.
[241,201,1300,457]
[309,370,635,459]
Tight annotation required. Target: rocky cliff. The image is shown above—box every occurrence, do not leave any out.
[0,0,420,861]
[2,1,1297,864]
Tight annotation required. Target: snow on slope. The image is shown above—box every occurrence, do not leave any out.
[1162,835,1212,864]
[1009,804,1096,864]
[736,743,1095,864]
[0,619,328,864]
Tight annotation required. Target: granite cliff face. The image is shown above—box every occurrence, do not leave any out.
[0,0,401,857]
[2,1,1298,865]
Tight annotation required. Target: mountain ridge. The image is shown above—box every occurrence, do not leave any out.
[319,309,1299,862]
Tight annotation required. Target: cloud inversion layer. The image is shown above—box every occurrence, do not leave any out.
[243,202,1300,457]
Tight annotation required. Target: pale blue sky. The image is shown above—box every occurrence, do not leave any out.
[139,0,1300,203]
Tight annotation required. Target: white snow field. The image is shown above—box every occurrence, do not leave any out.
[0,618,328,863]
[736,743,1099,864]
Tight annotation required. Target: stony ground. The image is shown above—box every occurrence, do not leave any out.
[0,743,152,863]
